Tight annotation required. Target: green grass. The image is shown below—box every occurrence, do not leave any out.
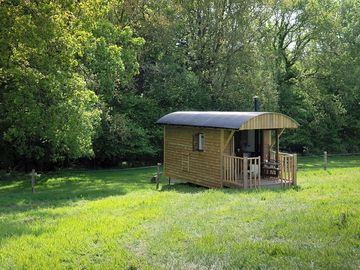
[0,157,359,269]
[298,154,360,169]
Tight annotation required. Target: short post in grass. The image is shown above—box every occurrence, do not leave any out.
[31,169,36,193]
[324,151,328,170]
[156,163,161,190]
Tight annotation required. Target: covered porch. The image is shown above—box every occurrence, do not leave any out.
[222,151,297,189]
[221,126,298,189]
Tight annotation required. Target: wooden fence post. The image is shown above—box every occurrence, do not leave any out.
[156,163,161,190]
[243,157,248,189]
[324,151,327,170]
[31,169,36,193]
[293,154,297,186]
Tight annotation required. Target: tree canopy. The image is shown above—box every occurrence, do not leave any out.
[1,0,359,169]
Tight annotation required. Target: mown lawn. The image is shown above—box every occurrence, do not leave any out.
[0,156,359,269]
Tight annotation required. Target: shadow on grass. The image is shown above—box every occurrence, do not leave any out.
[0,209,63,243]
[0,167,158,215]
[160,181,301,195]
[160,182,208,194]
[221,185,301,195]
[0,167,160,242]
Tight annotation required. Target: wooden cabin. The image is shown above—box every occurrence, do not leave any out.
[156,111,299,189]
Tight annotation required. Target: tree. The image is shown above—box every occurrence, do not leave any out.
[0,0,143,169]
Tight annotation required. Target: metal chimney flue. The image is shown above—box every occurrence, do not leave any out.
[253,96,260,112]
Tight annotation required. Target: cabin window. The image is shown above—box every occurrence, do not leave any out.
[193,133,205,151]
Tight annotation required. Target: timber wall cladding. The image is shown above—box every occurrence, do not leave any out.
[240,113,298,130]
[164,126,222,187]
[223,129,234,155]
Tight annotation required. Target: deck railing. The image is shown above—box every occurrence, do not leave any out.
[223,155,243,184]
[269,150,297,186]
[223,152,297,188]
[278,152,297,186]
[222,155,261,188]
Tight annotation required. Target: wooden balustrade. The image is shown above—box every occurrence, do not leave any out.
[269,150,297,185]
[279,153,297,186]
[223,155,243,185]
[223,152,297,189]
[222,155,261,188]
[247,156,261,188]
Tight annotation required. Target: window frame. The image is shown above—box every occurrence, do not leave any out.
[193,132,205,152]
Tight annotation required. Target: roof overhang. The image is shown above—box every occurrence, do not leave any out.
[156,111,299,130]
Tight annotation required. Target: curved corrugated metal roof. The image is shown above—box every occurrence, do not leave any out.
[156,111,299,130]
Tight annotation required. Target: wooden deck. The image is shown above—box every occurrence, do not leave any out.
[223,178,292,188]
[222,153,297,189]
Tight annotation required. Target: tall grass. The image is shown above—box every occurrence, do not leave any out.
[0,157,359,269]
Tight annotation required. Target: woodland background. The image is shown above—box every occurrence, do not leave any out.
[1,0,360,170]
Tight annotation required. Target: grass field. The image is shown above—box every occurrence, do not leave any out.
[0,156,359,269]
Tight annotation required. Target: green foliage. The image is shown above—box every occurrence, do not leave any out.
[258,0,360,153]
[0,1,102,165]
[1,0,360,168]
[118,0,360,156]
[93,102,157,164]
[0,0,144,167]
[81,23,144,101]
